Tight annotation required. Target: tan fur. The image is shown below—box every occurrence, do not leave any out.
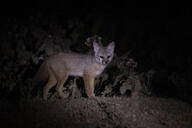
[35,41,115,100]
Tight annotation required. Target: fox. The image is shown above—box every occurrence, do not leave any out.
[34,40,115,100]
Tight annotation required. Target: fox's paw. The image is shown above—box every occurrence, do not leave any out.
[43,96,48,101]
[87,93,95,98]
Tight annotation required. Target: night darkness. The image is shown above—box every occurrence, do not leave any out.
[0,1,192,128]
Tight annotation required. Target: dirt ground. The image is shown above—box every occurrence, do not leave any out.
[0,96,192,128]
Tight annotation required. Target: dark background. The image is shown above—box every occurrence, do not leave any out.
[0,1,192,103]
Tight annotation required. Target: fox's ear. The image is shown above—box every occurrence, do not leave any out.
[107,41,115,52]
[93,40,100,53]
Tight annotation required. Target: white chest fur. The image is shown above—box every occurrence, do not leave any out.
[93,64,105,77]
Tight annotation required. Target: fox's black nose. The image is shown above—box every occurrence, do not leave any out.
[103,60,109,65]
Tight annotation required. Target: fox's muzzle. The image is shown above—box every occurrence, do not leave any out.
[102,58,109,65]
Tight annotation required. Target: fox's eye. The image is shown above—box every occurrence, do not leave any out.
[107,56,110,58]
[100,56,104,59]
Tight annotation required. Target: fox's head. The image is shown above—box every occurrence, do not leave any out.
[93,40,115,65]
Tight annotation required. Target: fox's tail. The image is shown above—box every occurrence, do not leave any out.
[31,62,50,97]
[32,62,49,86]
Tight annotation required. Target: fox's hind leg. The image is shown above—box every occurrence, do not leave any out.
[43,73,57,100]
[56,73,68,99]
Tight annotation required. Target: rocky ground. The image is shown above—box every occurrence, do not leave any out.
[0,96,192,128]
